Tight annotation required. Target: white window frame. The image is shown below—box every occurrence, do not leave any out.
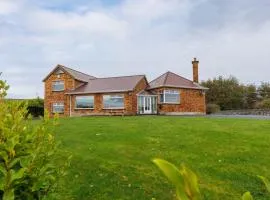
[52,81,64,91]
[103,94,124,109]
[52,102,64,113]
[160,89,180,104]
[75,96,94,109]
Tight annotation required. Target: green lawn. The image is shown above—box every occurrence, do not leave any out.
[53,116,270,200]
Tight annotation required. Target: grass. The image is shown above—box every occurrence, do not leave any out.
[53,116,270,200]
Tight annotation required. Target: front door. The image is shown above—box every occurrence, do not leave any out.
[144,96,152,114]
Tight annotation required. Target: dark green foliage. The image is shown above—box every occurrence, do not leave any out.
[258,82,270,99]
[206,103,220,114]
[5,98,44,118]
[201,76,259,110]
[257,99,270,109]
[27,106,44,118]
[243,85,257,109]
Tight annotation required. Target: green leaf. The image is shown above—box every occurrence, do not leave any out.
[258,175,270,193]
[0,163,7,176]
[3,189,14,200]
[242,192,253,200]
[153,159,188,200]
[11,168,25,183]
[181,165,201,200]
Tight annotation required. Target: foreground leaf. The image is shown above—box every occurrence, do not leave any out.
[242,191,253,200]
[181,165,201,200]
[258,175,270,193]
[153,159,188,200]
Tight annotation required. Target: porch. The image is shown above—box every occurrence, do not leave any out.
[137,91,158,115]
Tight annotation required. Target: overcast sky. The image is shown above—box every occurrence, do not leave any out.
[1,0,270,98]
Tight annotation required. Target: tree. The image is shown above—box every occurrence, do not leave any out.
[243,84,257,109]
[258,82,270,99]
[0,74,70,200]
[201,76,246,110]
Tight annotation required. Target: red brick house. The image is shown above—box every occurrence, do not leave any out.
[43,58,207,117]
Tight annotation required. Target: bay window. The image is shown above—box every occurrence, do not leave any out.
[75,96,94,109]
[103,94,124,109]
[159,89,180,104]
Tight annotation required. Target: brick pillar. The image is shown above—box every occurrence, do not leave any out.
[192,57,199,83]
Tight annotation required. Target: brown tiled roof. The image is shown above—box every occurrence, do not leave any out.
[148,71,207,90]
[43,64,96,82]
[61,65,96,82]
[66,75,146,94]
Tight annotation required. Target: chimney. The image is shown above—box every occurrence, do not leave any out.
[192,57,199,83]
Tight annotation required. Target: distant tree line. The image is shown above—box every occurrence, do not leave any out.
[6,97,44,117]
[201,76,270,112]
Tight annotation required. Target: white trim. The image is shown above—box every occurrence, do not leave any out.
[160,89,180,104]
[69,95,71,117]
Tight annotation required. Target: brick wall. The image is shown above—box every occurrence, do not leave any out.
[69,77,148,116]
[150,87,206,114]
[44,72,84,117]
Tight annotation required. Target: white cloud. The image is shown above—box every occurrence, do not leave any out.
[0,0,270,98]
[0,0,20,14]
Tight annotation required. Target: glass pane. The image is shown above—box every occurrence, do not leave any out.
[76,96,94,108]
[165,93,179,103]
[138,96,144,113]
[52,81,64,91]
[53,103,64,113]
[103,95,124,108]
[151,97,157,113]
[159,93,164,103]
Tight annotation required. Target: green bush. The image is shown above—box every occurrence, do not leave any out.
[257,99,270,109]
[0,78,70,200]
[206,103,220,114]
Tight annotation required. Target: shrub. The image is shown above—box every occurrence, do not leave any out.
[257,99,270,109]
[0,77,70,200]
[27,98,44,117]
[206,103,220,114]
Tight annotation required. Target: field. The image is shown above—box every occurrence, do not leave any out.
[53,116,270,200]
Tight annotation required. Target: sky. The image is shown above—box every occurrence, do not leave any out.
[0,0,270,98]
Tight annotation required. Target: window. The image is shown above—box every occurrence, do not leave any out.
[103,94,124,109]
[52,103,64,113]
[52,81,64,91]
[75,96,94,109]
[159,90,180,104]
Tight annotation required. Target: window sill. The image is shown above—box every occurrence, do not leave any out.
[75,108,94,110]
[103,107,125,110]
[159,102,180,105]
[52,90,65,92]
